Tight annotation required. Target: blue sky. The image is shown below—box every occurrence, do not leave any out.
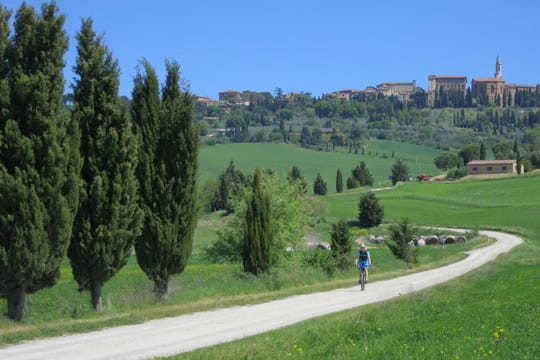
[4,0,540,99]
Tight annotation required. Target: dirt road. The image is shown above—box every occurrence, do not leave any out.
[0,230,523,360]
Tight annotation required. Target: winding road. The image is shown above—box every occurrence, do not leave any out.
[0,230,523,360]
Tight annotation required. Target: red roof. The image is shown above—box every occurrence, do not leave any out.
[466,160,515,165]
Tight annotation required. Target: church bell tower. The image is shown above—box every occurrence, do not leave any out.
[494,55,503,79]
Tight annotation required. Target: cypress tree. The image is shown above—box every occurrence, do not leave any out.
[242,168,272,276]
[336,169,343,193]
[68,18,142,310]
[313,173,327,195]
[480,142,487,160]
[0,2,80,321]
[133,60,199,299]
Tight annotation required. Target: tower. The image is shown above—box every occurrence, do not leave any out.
[494,55,503,79]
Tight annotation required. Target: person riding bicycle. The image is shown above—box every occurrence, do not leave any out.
[355,243,371,284]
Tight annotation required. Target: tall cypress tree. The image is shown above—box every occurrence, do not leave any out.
[242,168,272,276]
[336,169,343,193]
[133,60,199,299]
[68,18,141,310]
[0,2,80,321]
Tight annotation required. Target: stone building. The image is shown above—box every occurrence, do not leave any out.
[427,75,467,107]
[376,80,417,102]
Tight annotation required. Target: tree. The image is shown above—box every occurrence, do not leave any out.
[480,142,487,160]
[313,173,327,195]
[336,169,343,193]
[330,219,351,270]
[0,2,80,321]
[212,160,246,213]
[351,162,373,186]
[358,192,384,228]
[132,60,199,300]
[387,218,418,266]
[242,168,272,276]
[492,141,513,160]
[458,143,480,164]
[68,18,142,311]
[391,159,408,185]
[287,165,307,193]
[434,152,459,171]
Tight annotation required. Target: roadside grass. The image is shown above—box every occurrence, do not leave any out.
[171,244,540,360]
[166,172,540,359]
[0,232,487,346]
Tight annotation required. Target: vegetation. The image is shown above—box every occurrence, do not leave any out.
[330,219,352,270]
[132,60,199,300]
[387,218,418,266]
[358,192,384,228]
[242,168,272,276]
[391,158,409,185]
[0,3,80,321]
[68,18,141,311]
[313,173,327,195]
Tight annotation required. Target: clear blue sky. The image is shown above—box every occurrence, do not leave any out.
[4,0,540,99]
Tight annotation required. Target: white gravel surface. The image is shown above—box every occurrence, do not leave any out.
[0,230,523,360]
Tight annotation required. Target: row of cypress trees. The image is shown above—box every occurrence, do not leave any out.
[0,2,199,321]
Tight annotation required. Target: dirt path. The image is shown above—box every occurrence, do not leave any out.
[0,230,523,360]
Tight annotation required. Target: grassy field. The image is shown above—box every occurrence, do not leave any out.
[170,172,540,359]
[199,140,442,191]
[1,143,538,359]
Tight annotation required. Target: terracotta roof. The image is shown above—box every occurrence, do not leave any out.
[466,160,515,165]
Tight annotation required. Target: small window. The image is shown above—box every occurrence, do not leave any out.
[472,167,478,172]
[487,166,493,171]
[502,166,507,171]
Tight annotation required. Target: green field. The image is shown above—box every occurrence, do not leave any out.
[171,172,540,359]
[199,140,442,190]
[1,143,539,359]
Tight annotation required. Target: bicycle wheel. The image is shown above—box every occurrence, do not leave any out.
[360,268,366,291]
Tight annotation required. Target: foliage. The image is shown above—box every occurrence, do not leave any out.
[0,2,80,321]
[492,141,514,160]
[434,152,459,171]
[335,169,343,193]
[204,226,242,263]
[346,175,360,189]
[211,160,247,213]
[446,166,468,180]
[386,218,418,266]
[391,158,408,185]
[458,143,480,164]
[68,18,142,311]
[242,168,272,276]
[211,169,308,264]
[287,165,307,193]
[313,173,328,195]
[351,161,374,186]
[358,192,384,228]
[132,60,199,299]
[330,219,352,270]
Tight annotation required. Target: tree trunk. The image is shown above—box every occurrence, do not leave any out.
[7,287,26,322]
[91,282,103,311]
[153,279,168,301]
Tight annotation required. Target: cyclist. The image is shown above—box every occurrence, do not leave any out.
[355,243,371,284]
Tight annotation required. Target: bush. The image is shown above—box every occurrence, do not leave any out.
[204,228,242,263]
[330,219,352,270]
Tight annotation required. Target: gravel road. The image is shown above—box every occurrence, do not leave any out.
[0,230,523,360]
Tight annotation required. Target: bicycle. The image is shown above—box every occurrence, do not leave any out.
[358,265,367,291]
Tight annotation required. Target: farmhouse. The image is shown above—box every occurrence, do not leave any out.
[466,159,522,175]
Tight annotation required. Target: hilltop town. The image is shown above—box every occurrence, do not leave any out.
[194,56,540,109]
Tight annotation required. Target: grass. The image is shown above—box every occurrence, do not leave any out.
[199,140,442,191]
[1,143,539,358]
[167,172,540,359]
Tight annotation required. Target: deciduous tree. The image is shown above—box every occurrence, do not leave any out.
[358,192,384,228]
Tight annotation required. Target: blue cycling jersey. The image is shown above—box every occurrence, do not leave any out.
[357,250,370,269]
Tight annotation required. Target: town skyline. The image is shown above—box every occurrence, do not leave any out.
[4,0,540,99]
